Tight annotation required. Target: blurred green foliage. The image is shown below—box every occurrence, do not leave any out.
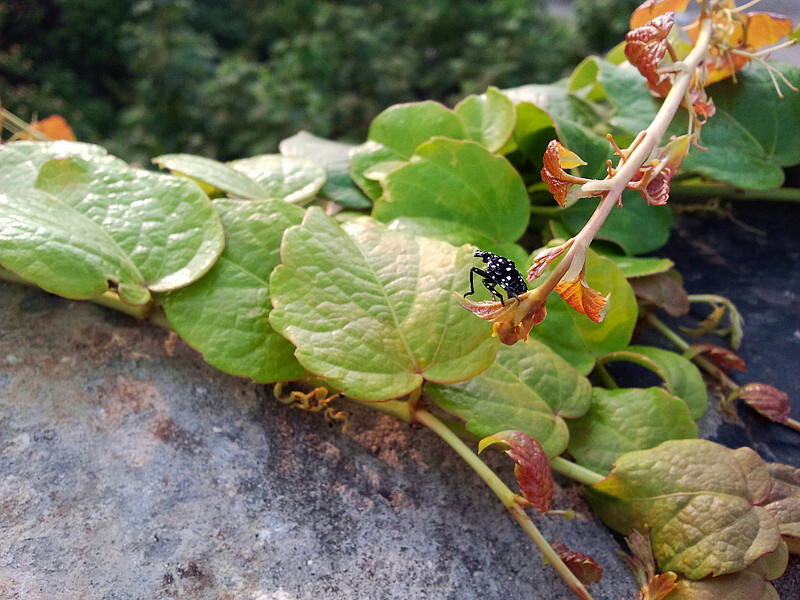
[1,0,636,162]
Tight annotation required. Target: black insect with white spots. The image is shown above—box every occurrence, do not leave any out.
[464,250,527,306]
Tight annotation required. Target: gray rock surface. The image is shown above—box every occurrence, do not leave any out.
[1,283,636,600]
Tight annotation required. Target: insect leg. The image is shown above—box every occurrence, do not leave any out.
[465,267,491,298]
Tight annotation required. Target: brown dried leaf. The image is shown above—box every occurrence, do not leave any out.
[479,430,554,512]
[629,272,689,317]
[22,114,77,141]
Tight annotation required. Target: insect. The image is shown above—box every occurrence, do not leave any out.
[464,250,527,306]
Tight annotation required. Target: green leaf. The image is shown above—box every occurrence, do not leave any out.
[162,199,306,382]
[558,190,674,255]
[589,440,782,579]
[279,131,371,208]
[227,154,326,203]
[427,338,592,457]
[606,345,708,419]
[372,138,529,246]
[368,100,470,157]
[1,155,224,305]
[680,62,800,189]
[0,140,108,192]
[594,58,659,134]
[269,208,498,401]
[153,153,269,200]
[529,250,638,374]
[453,87,516,153]
[350,101,470,201]
[610,256,674,279]
[505,83,613,179]
[567,387,698,475]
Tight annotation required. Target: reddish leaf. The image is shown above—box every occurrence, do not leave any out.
[630,0,690,30]
[541,140,588,206]
[550,541,603,585]
[735,383,790,424]
[637,135,689,205]
[625,12,675,94]
[479,430,554,512]
[554,270,609,324]
[687,343,746,373]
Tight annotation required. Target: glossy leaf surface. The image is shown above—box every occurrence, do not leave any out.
[162,199,306,382]
[1,151,224,305]
[567,387,698,475]
[269,209,498,401]
[372,138,529,247]
[427,339,592,457]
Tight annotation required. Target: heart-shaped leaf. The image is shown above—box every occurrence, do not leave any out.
[1,153,224,305]
[567,387,698,475]
[426,339,592,457]
[269,208,498,401]
[589,440,782,579]
[453,87,516,153]
[153,152,326,203]
[372,138,530,246]
[600,345,708,419]
[279,131,371,208]
[529,249,638,374]
[162,199,306,382]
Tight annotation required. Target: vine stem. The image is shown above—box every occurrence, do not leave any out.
[537,18,715,296]
[413,408,596,600]
[647,314,800,432]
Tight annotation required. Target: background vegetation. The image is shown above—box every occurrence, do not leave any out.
[0,0,638,163]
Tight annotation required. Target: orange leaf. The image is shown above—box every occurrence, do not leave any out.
[28,115,77,141]
[550,542,603,586]
[744,12,794,49]
[454,290,548,345]
[479,430,554,512]
[541,140,587,207]
[630,0,690,30]
[554,272,609,323]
